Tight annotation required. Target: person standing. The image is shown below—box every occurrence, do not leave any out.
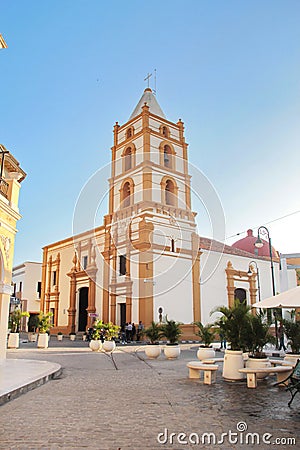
[137,321,144,341]
[132,323,136,341]
[127,322,133,342]
[278,321,286,351]
[219,331,226,350]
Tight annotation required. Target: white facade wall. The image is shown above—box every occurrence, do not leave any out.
[114,157,122,178]
[286,269,297,290]
[151,217,195,253]
[133,173,143,203]
[153,252,193,323]
[12,262,42,313]
[279,256,297,292]
[200,250,281,325]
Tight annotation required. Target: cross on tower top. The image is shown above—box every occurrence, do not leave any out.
[144,72,152,88]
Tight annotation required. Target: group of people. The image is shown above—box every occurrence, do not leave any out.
[120,321,144,344]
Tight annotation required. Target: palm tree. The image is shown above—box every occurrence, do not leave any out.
[194,321,216,347]
[213,300,251,351]
[160,317,182,344]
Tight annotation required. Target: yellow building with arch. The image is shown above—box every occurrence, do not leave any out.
[0,145,26,359]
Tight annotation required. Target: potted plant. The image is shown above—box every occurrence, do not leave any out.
[193,321,216,361]
[144,321,162,359]
[7,308,30,349]
[160,317,182,359]
[57,331,63,341]
[283,318,300,364]
[89,323,102,351]
[69,332,76,341]
[37,311,53,348]
[245,312,275,378]
[101,321,120,352]
[214,300,251,380]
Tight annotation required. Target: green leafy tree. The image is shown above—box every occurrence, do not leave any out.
[9,308,30,333]
[38,311,53,333]
[213,300,251,351]
[144,321,161,344]
[160,316,182,344]
[246,312,275,357]
[283,319,300,354]
[92,320,120,341]
[193,321,216,347]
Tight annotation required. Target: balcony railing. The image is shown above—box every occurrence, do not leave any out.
[0,177,8,198]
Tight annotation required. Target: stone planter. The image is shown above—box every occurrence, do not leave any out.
[164,344,181,360]
[102,340,116,353]
[7,332,19,349]
[246,357,271,379]
[37,333,49,349]
[89,340,102,352]
[57,334,63,341]
[69,334,76,341]
[197,347,215,361]
[145,345,161,359]
[222,350,245,381]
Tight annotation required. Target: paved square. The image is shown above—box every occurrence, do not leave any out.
[1,343,299,449]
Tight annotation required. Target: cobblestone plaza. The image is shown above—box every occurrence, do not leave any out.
[1,341,299,449]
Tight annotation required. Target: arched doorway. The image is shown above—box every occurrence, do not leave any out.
[234,288,247,304]
[78,287,89,331]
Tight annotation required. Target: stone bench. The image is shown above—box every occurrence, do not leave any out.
[269,359,297,367]
[239,365,293,388]
[202,358,224,364]
[187,361,219,385]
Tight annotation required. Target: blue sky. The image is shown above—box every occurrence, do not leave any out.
[1,0,299,265]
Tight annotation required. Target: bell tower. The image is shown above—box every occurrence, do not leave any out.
[102,88,201,328]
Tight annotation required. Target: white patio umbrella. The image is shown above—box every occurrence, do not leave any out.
[252,285,300,309]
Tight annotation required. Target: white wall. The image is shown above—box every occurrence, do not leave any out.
[200,250,281,325]
[153,251,193,323]
[12,262,42,313]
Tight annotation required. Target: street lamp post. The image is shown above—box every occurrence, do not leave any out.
[255,226,279,349]
[248,260,261,303]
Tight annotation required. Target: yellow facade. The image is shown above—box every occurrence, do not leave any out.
[0,145,26,358]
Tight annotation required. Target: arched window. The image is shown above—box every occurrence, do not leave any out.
[164,145,172,168]
[124,147,132,171]
[122,181,131,207]
[122,143,136,172]
[165,179,175,206]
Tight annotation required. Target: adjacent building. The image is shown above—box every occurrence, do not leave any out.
[0,145,26,358]
[12,261,42,331]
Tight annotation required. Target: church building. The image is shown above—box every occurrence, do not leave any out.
[40,89,295,338]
